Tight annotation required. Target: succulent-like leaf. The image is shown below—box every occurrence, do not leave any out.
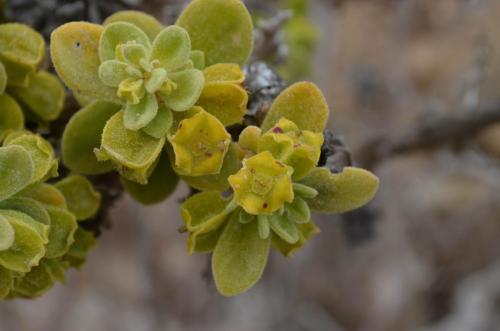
[143,106,173,138]
[178,142,242,191]
[181,191,233,233]
[0,215,14,251]
[286,197,310,224]
[96,111,165,184]
[212,212,270,296]
[50,22,120,103]
[0,94,24,142]
[55,175,101,221]
[0,210,48,243]
[123,93,159,130]
[63,227,96,269]
[170,108,231,176]
[177,0,254,66]
[20,183,67,208]
[0,216,45,273]
[203,63,245,84]
[0,61,6,94]
[197,82,248,126]
[98,60,131,87]
[187,223,225,254]
[228,151,294,215]
[121,153,178,205]
[104,11,163,40]
[5,134,57,183]
[62,101,121,175]
[299,167,379,213]
[0,145,34,201]
[271,221,320,257]
[0,267,13,298]
[261,82,329,133]
[0,197,51,226]
[150,25,191,71]
[238,126,261,154]
[44,206,77,259]
[190,50,205,70]
[163,69,204,112]
[0,23,45,87]
[8,70,65,122]
[99,22,151,62]
[269,214,299,244]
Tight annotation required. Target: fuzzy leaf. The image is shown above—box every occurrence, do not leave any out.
[0,94,24,142]
[163,69,204,112]
[150,25,191,71]
[187,223,225,254]
[63,227,96,269]
[176,0,253,66]
[0,23,45,87]
[0,215,14,251]
[272,221,320,257]
[0,210,48,243]
[0,267,13,298]
[98,60,131,87]
[13,259,64,298]
[269,214,299,244]
[104,11,163,40]
[44,206,77,259]
[55,175,101,221]
[203,63,245,84]
[96,111,165,184]
[123,93,159,130]
[121,153,178,205]
[177,142,241,191]
[142,106,173,138]
[62,101,121,175]
[261,82,329,133]
[0,216,45,273]
[99,22,151,62]
[286,197,310,224]
[0,145,34,201]
[299,167,379,213]
[0,62,6,94]
[181,191,232,233]
[197,82,248,126]
[190,50,205,70]
[212,212,270,296]
[9,70,65,122]
[50,22,120,103]
[0,197,50,226]
[238,126,261,154]
[21,183,67,208]
[6,134,57,183]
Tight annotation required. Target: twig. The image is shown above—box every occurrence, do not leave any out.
[251,10,292,62]
[357,100,500,168]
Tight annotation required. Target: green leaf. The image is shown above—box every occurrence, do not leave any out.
[96,111,165,184]
[63,227,96,269]
[121,153,178,205]
[163,69,204,112]
[104,10,163,41]
[50,22,120,103]
[123,93,159,130]
[0,209,48,243]
[0,216,45,273]
[0,145,34,201]
[150,25,191,71]
[13,258,68,298]
[187,223,225,254]
[261,82,329,133]
[203,63,245,84]
[62,101,121,175]
[55,175,101,221]
[269,214,299,244]
[257,214,270,239]
[8,70,65,122]
[142,106,173,138]
[0,61,6,94]
[177,142,241,191]
[44,206,77,259]
[0,23,45,87]
[299,167,379,213]
[0,93,24,142]
[0,267,13,298]
[19,183,67,208]
[99,22,151,62]
[196,82,248,126]
[177,0,254,66]
[212,212,270,296]
[98,60,131,87]
[5,134,57,183]
[190,50,205,70]
[0,215,14,251]
[0,197,51,226]
[286,197,310,224]
[271,221,320,257]
[180,191,232,233]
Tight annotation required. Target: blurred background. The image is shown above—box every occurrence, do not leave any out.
[3,0,500,330]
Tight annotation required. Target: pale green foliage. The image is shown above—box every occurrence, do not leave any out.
[55,175,102,221]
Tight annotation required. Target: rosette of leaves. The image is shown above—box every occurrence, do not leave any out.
[0,132,100,299]
[51,0,253,203]
[181,82,380,296]
[0,23,65,128]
